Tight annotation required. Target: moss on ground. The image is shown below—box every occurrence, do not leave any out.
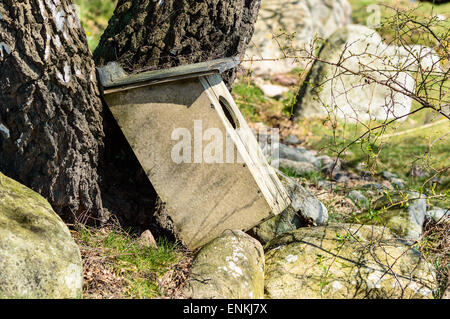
[74,224,191,299]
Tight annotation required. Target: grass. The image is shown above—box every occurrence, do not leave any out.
[73,223,191,299]
[302,115,449,174]
[280,166,324,185]
[232,81,267,122]
[73,0,117,50]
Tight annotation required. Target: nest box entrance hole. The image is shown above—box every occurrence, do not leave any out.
[218,96,239,130]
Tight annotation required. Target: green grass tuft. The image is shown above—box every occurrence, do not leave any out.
[74,0,117,50]
[76,224,183,299]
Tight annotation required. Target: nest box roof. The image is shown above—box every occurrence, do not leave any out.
[97,57,240,94]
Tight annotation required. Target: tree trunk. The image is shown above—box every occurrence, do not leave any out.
[0,0,106,223]
[94,0,262,87]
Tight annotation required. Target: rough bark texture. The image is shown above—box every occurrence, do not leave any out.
[0,0,105,223]
[94,0,262,87]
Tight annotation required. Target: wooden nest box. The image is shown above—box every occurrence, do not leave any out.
[97,58,290,249]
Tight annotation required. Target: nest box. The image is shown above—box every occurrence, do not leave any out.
[97,58,290,249]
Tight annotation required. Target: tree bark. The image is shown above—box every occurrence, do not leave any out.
[0,0,105,223]
[94,0,262,87]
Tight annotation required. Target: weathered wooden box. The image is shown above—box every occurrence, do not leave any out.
[98,58,290,249]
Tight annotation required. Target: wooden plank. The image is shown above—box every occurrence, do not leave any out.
[98,57,240,94]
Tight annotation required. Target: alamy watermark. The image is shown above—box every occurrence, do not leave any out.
[170,120,280,170]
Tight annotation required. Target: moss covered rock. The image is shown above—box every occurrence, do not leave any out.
[0,173,83,299]
[264,223,436,299]
[251,169,328,244]
[350,192,427,241]
[184,230,264,299]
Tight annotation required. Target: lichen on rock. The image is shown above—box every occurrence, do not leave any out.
[264,223,437,299]
[0,172,83,299]
[184,230,264,299]
[294,24,416,122]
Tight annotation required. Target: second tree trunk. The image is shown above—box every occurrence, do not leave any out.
[94,0,262,87]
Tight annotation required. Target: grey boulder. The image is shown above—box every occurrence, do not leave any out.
[184,230,264,299]
[425,208,449,224]
[276,144,321,168]
[251,170,328,244]
[294,25,415,123]
[348,190,369,209]
[0,172,83,299]
[264,224,437,299]
[350,191,427,242]
[272,158,318,176]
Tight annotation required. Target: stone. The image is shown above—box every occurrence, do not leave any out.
[360,171,373,181]
[348,172,361,180]
[273,158,317,176]
[333,173,350,184]
[317,155,342,175]
[138,230,158,249]
[385,44,443,73]
[251,169,328,244]
[294,25,416,122]
[264,223,437,299]
[276,143,321,167]
[356,162,367,171]
[272,74,299,86]
[443,104,450,118]
[425,208,449,224]
[350,192,428,242]
[277,169,328,227]
[254,78,290,98]
[410,165,426,178]
[391,178,406,189]
[184,230,264,299]
[361,183,388,191]
[348,190,369,209]
[244,0,353,75]
[317,180,338,190]
[0,172,83,299]
[381,180,394,190]
[284,134,301,145]
[382,171,398,180]
[381,172,404,189]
